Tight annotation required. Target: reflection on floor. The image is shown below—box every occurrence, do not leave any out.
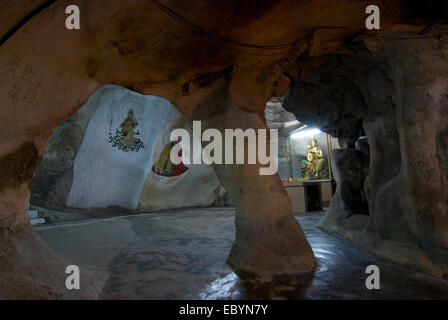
[35,208,448,299]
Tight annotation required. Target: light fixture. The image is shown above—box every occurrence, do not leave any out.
[290,127,321,139]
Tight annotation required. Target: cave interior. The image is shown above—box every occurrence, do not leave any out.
[0,0,447,299]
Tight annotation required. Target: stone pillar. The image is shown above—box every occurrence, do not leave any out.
[317,148,369,233]
[0,35,106,297]
[183,74,316,277]
[0,140,107,299]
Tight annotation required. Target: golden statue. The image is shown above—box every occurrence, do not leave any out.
[305,137,325,179]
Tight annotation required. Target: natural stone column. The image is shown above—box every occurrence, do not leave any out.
[0,140,107,299]
[176,71,317,278]
[206,106,315,277]
[0,10,107,296]
[317,148,369,233]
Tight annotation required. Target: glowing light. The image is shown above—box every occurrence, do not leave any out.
[290,128,321,139]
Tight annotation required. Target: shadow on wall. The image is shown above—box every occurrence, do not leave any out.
[31,85,227,212]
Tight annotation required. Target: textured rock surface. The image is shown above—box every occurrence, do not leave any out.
[316,148,370,244]
[31,89,100,209]
[330,148,369,216]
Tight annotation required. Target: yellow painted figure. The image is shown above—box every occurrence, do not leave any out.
[152,138,188,177]
[153,142,174,174]
[119,109,139,148]
[109,108,144,152]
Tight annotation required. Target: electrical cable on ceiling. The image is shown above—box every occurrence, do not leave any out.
[0,0,58,47]
[150,0,302,50]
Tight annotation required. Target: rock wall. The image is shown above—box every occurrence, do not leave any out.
[68,86,175,209]
[32,85,221,211]
[284,25,448,278]
[31,89,101,209]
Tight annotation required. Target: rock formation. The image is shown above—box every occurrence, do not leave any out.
[32,85,222,212]
[284,24,448,278]
[31,86,101,209]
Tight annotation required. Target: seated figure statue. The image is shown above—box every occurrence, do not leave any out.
[306,137,325,179]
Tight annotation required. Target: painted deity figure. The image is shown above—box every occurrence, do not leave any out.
[109,108,144,152]
[152,137,188,177]
[119,109,139,148]
[305,137,324,179]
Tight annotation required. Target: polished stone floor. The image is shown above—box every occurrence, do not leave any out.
[35,208,448,299]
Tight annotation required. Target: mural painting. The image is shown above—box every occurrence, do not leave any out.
[152,137,188,177]
[109,105,144,152]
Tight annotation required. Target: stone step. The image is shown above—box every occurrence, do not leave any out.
[30,218,46,225]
